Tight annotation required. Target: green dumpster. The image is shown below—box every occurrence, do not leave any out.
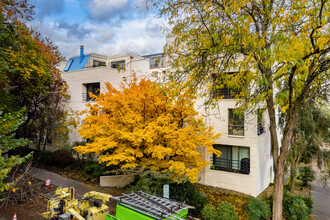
[107,191,193,220]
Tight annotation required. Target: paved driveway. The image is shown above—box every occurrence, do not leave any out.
[311,180,330,220]
[311,157,330,220]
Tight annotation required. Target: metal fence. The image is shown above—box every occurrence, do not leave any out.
[212,88,240,99]
[210,157,250,174]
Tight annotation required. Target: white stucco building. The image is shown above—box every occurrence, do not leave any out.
[61,46,273,196]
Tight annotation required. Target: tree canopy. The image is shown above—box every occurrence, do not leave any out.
[74,77,220,182]
[0,110,30,192]
[0,0,72,149]
[149,0,329,219]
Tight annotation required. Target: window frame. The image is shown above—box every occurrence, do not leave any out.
[111,60,126,70]
[228,109,244,136]
[211,144,250,174]
[83,82,100,102]
[64,59,73,71]
[149,55,166,68]
[257,109,266,135]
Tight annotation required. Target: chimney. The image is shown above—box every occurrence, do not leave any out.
[80,45,84,63]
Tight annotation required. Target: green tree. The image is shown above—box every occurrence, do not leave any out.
[0,109,30,192]
[287,99,329,192]
[0,0,73,149]
[149,0,329,219]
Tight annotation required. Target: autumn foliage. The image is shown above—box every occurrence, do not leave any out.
[74,76,220,182]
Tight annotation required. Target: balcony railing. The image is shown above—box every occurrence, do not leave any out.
[212,88,241,99]
[257,123,264,135]
[210,157,250,174]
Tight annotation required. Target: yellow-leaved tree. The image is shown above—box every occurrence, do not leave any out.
[74,76,220,182]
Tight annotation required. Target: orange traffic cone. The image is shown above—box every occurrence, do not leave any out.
[13,213,17,220]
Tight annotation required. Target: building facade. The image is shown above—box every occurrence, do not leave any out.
[61,46,273,196]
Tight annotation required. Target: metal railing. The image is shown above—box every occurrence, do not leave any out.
[257,123,264,135]
[212,88,241,99]
[210,156,250,174]
[150,62,166,68]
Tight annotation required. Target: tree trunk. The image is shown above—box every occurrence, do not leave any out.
[289,163,296,192]
[273,163,284,220]
[272,118,296,219]
[42,131,48,151]
[290,158,299,192]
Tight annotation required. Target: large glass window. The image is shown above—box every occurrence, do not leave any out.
[111,60,126,70]
[228,109,244,136]
[93,60,105,67]
[83,83,100,101]
[211,73,241,99]
[149,55,166,68]
[212,145,250,174]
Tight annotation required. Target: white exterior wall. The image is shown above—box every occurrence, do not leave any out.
[255,110,274,195]
[61,51,273,197]
[197,99,257,195]
[62,53,149,143]
[193,98,273,196]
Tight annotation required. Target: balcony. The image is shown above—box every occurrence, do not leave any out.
[210,157,250,174]
[257,123,264,135]
[212,87,241,99]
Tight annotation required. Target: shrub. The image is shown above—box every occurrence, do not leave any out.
[84,161,108,177]
[298,166,315,186]
[49,149,75,167]
[38,150,52,165]
[170,181,208,216]
[196,184,249,219]
[247,196,270,220]
[128,170,171,195]
[201,202,238,220]
[261,191,312,220]
[283,190,310,220]
[302,196,313,214]
[217,201,238,220]
[201,204,217,220]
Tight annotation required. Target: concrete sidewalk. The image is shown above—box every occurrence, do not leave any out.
[28,167,125,196]
[311,159,330,220]
[28,167,95,196]
[311,181,330,220]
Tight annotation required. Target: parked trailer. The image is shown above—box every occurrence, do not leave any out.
[107,191,193,220]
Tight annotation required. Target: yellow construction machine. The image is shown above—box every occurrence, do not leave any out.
[42,187,112,220]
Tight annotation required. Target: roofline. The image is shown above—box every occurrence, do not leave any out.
[68,53,107,60]
[108,52,145,59]
[142,52,164,58]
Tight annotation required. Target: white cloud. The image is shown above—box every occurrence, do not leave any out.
[86,0,130,22]
[35,14,167,59]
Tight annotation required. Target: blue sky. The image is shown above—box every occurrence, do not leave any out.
[29,0,167,59]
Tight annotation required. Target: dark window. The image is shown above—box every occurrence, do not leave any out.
[212,86,241,99]
[257,109,265,135]
[228,109,244,136]
[149,55,166,68]
[111,60,125,70]
[211,73,241,99]
[93,60,105,67]
[83,83,100,101]
[212,145,250,174]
